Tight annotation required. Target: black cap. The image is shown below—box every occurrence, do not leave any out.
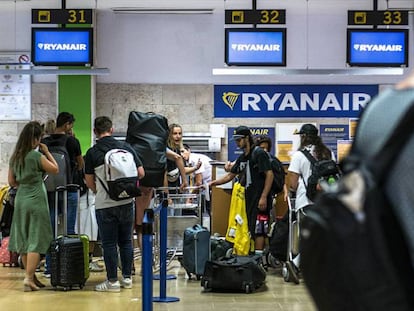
[232,125,251,140]
[295,124,318,136]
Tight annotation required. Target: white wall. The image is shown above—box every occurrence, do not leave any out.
[0,0,412,84]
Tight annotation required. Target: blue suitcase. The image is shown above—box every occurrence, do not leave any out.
[182,224,210,280]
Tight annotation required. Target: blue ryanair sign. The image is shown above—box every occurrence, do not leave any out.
[214,85,379,118]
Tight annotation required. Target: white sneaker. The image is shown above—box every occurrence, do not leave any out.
[95,280,121,292]
[120,277,132,289]
[89,262,104,272]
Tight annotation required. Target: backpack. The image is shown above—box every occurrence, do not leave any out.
[42,135,72,192]
[300,149,340,201]
[251,146,285,195]
[96,146,141,201]
[126,111,168,187]
[299,102,414,310]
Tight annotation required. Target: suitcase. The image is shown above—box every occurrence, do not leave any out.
[182,224,210,280]
[201,255,266,293]
[50,185,89,290]
[0,236,19,267]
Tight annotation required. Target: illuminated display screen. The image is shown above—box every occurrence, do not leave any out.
[225,28,286,66]
[31,28,93,66]
[347,29,408,67]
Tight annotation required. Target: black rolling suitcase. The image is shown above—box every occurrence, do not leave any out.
[182,224,210,280]
[50,185,89,291]
[201,254,266,293]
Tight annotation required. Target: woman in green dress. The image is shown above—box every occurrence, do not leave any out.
[8,121,58,291]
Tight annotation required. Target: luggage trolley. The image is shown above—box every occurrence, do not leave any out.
[281,194,303,284]
[152,187,203,264]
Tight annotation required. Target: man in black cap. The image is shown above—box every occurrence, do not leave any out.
[209,126,274,252]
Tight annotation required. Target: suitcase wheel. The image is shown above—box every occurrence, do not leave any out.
[245,283,252,294]
[202,279,210,291]
[282,263,289,282]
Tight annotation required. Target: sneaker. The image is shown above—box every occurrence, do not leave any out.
[120,277,132,289]
[89,262,104,272]
[95,280,121,292]
[43,272,51,279]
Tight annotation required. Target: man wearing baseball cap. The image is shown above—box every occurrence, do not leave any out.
[209,125,274,252]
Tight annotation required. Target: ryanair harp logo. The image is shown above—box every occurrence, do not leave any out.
[222,92,240,110]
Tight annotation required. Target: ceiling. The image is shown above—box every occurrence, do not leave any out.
[0,0,225,10]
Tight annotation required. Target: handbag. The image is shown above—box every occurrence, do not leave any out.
[167,168,180,183]
[75,189,98,241]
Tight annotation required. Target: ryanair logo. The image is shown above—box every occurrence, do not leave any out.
[222,92,240,110]
[231,44,281,52]
[215,85,379,118]
[37,43,87,51]
[221,91,371,112]
[353,44,402,52]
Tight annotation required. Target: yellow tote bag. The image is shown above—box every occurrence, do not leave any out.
[225,182,251,255]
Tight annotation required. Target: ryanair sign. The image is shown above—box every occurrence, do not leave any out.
[214,85,379,118]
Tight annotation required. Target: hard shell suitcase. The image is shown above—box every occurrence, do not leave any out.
[201,255,266,293]
[0,236,19,267]
[50,185,89,290]
[182,224,210,280]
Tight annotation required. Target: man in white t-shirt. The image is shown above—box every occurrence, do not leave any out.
[181,144,213,215]
[180,144,212,186]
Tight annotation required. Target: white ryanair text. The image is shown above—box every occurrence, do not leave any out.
[239,92,371,111]
[353,44,402,52]
[231,44,280,51]
[37,43,87,51]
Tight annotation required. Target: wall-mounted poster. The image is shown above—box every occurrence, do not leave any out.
[227,126,275,162]
[319,124,349,161]
[0,52,31,121]
[349,118,359,139]
[275,123,316,163]
[337,140,353,163]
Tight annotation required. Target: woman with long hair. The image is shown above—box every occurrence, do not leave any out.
[8,121,58,291]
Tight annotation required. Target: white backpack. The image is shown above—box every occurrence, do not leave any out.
[98,148,141,200]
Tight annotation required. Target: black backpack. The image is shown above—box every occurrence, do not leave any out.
[300,149,340,201]
[251,146,285,195]
[300,103,414,310]
[42,135,72,192]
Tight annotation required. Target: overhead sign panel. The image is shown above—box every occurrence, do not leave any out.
[32,9,93,24]
[348,10,408,25]
[214,85,379,118]
[225,9,286,25]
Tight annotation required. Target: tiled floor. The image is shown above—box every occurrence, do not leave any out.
[0,258,317,311]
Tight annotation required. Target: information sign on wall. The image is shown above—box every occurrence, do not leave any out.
[0,53,31,121]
